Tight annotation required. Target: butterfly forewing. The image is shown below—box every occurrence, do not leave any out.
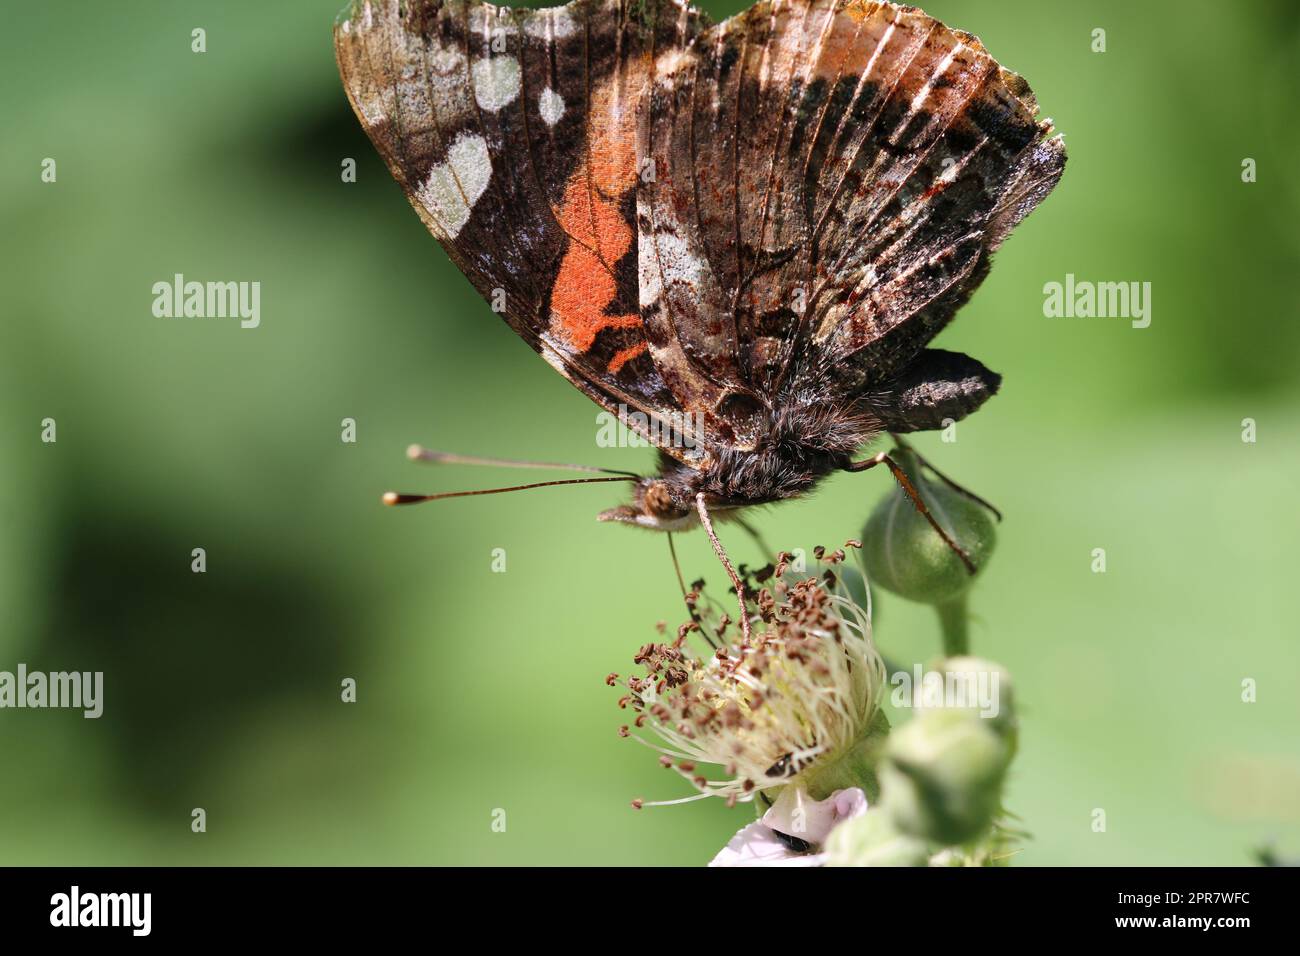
[335,0,712,462]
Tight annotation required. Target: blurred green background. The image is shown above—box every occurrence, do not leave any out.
[2,0,1297,866]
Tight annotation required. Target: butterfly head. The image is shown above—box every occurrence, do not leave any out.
[596,404,881,530]
[597,476,700,531]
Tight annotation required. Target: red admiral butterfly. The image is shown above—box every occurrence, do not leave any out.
[335,0,1065,633]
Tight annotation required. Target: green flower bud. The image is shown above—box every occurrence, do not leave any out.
[881,709,1011,846]
[860,448,996,607]
[824,807,929,867]
[918,656,1017,746]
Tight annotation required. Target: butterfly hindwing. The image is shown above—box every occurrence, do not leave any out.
[637,0,1065,411]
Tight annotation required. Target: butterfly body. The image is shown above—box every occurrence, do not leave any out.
[336,0,1063,532]
[601,406,872,529]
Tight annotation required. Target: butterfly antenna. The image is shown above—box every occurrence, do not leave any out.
[845,452,977,574]
[886,435,1002,521]
[406,445,639,479]
[383,475,636,506]
[694,493,752,643]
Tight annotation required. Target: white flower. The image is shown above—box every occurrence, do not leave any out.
[615,554,886,806]
[709,787,869,866]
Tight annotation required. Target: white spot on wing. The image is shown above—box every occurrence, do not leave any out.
[430,46,465,75]
[638,236,662,309]
[640,231,707,310]
[538,87,565,127]
[525,9,576,39]
[471,55,521,112]
[416,133,492,239]
[651,232,705,291]
[654,48,691,76]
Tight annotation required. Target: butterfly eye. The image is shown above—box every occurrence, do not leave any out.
[643,481,681,519]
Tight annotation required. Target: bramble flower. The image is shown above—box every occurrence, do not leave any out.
[612,547,888,810]
[609,481,1022,865]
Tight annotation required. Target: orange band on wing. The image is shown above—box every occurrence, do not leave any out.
[549,157,643,363]
[548,72,647,374]
[607,342,648,374]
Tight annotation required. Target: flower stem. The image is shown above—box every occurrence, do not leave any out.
[936,594,970,657]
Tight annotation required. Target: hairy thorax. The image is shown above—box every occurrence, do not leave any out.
[598,403,880,530]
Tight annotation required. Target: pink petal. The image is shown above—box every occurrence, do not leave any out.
[708,820,823,867]
[761,786,869,845]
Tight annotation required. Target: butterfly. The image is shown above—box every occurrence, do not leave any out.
[335,0,1065,633]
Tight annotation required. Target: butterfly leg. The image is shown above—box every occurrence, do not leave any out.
[694,494,752,642]
[845,453,977,575]
[887,434,1002,521]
